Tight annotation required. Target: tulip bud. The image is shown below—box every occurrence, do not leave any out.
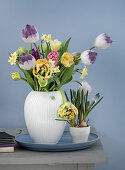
[80,50,97,65]
[50,39,62,51]
[16,47,28,56]
[94,33,112,50]
[19,53,36,70]
[22,24,39,44]
[11,72,21,81]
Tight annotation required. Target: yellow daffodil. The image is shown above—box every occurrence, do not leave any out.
[11,52,17,60]
[8,52,17,65]
[41,34,51,42]
[8,57,16,65]
[54,66,60,73]
[80,66,88,79]
[47,34,51,41]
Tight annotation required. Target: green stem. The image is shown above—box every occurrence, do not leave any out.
[21,77,27,82]
[34,43,41,59]
[58,87,66,104]
[59,67,67,79]
[89,46,95,50]
[30,44,32,52]
[72,80,82,86]
[34,77,39,91]
[76,70,82,75]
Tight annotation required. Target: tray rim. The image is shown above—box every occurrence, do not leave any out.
[15,132,99,146]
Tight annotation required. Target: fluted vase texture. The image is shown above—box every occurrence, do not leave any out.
[24,91,66,144]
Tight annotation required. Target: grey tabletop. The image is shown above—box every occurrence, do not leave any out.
[0,128,107,165]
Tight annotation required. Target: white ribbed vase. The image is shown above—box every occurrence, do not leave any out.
[24,91,66,144]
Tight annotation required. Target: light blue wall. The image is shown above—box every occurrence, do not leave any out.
[0,0,125,169]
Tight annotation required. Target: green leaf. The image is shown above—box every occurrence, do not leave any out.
[64,37,71,52]
[60,64,74,86]
[88,96,103,113]
[23,70,35,90]
[70,89,73,103]
[64,91,69,101]
[53,74,60,86]
[44,42,51,58]
[58,37,71,59]
[38,79,48,87]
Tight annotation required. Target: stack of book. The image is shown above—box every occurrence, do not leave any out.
[0,132,15,152]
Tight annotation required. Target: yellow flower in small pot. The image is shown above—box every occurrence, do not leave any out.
[11,72,21,81]
[57,102,78,120]
[61,52,74,67]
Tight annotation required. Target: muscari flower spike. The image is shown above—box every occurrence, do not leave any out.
[78,81,92,95]
[22,24,39,44]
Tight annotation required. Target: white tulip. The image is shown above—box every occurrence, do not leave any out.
[80,50,97,65]
[94,33,112,50]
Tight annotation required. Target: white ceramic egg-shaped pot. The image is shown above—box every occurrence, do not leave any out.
[24,91,66,144]
[70,126,90,143]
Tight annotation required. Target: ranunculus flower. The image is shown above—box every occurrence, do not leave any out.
[47,50,59,65]
[61,52,74,67]
[50,39,62,51]
[78,81,92,95]
[32,48,40,60]
[22,24,39,44]
[57,102,78,120]
[11,72,21,81]
[94,33,112,50]
[80,50,97,65]
[19,53,36,70]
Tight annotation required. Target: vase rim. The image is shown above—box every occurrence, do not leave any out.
[70,126,90,128]
[30,90,59,93]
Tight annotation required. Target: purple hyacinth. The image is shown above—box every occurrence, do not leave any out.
[22,24,39,44]
[32,48,40,60]
[19,53,36,70]
[80,50,97,65]
[94,33,112,50]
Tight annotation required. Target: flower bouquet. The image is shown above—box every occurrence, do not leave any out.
[9,24,112,144]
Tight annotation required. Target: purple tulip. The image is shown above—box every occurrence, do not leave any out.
[22,24,39,44]
[94,33,112,50]
[32,48,40,60]
[80,50,97,65]
[19,53,36,70]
